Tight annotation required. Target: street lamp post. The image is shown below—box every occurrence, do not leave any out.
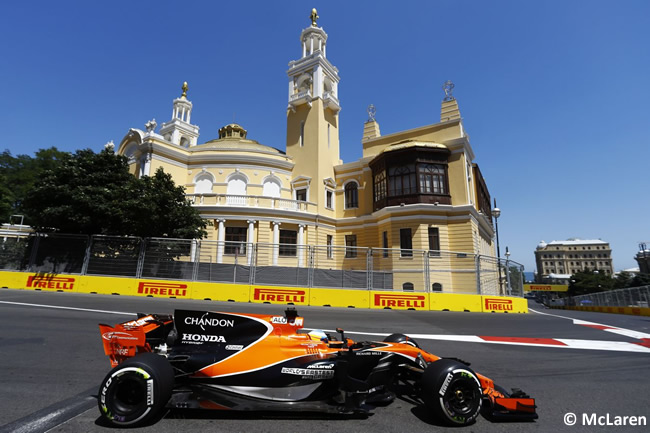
[505,246,511,296]
[493,199,503,295]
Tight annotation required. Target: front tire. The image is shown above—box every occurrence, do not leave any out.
[420,359,482,426]
[98,353,174,427]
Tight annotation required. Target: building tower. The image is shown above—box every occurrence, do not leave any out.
[159,82,200,147]
[286,9,341,211]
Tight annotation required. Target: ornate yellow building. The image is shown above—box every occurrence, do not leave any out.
[117,11,497,294]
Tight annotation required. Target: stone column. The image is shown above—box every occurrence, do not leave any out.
[247,220,255,266]
[216,219,226,264]
[272,222,281,266]
[298,224,305,267]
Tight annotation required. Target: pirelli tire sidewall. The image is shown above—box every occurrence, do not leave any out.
[98,353,174,427]
[421,359,482,426]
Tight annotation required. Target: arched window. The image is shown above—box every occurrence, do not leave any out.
[432,283,443,292]
[262,177,281,198]
[179,136,190,148]
[344,182,358,209]
[226,173,248,206]
[402,282,414,291]
[418,164,447,194]
[388,164,416,195]
[194,173,214,194]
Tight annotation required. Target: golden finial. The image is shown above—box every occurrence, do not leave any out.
[310,8,319,27]
[181,81,188,98]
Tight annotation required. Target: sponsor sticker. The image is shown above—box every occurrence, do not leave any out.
[184,313,235,330]
[281,367,334,380]
[123,316,155,327]
[181,333,226,344]
[271,316,304,326]
[225,345,244,351]
[102,331,139,341]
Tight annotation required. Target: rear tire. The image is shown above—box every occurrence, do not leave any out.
[420,359,482,426]
[98,353,174,427]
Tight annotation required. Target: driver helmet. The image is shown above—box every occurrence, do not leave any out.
[308,329,328,343]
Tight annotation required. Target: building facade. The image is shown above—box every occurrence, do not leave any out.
[535,239,614,283]
[635,243,650,274]
[116,11,497,293]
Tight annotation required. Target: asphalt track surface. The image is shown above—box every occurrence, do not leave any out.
[1,289,649,433]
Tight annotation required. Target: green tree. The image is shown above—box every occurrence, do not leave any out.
[631,273,650,288]
[613,271,633,290]
[568,270,615,296]
[22,149,207,239]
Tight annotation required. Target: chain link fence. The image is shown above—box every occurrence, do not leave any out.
[569,286,650,308]
[0,232,524,295]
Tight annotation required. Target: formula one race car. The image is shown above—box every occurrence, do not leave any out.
[98,308,537,427]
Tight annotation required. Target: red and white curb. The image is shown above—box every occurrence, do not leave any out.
[331,330,650,353]
[327,310,650,354]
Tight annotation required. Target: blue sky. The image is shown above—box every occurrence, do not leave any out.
[1,1,649,272]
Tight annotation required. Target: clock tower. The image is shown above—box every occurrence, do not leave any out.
[286,9,341,210]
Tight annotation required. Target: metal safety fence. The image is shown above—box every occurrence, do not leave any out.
[569,286,650,308]
[0,233,524,295]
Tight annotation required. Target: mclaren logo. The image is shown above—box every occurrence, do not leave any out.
[137,282,188,297]
[374,294,426,308]
[26,275,75,290]
[484,298,514,311]
[253,288,306,303]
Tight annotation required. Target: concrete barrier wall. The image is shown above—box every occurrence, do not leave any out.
[0,271,527,314]
[552,305,650,317]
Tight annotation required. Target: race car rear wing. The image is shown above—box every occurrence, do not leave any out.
[99,314,173,367]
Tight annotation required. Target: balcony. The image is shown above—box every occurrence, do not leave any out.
[289,90,312,109]
[187,194,315,213]
[322,91,340,112]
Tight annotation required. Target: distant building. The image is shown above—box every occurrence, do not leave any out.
[635,243,650,274]
[534,239,613,283]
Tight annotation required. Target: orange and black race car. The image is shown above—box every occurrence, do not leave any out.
[98,308,537,427]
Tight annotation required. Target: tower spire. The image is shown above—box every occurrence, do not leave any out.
[159,81,200,147]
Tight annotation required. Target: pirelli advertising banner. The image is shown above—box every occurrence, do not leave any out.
[24,273,78,292]
[482,296,528,313]
[250,286,310,306]
[1,271,528,314]
[524,284,569,292]
[370,291,429,310]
